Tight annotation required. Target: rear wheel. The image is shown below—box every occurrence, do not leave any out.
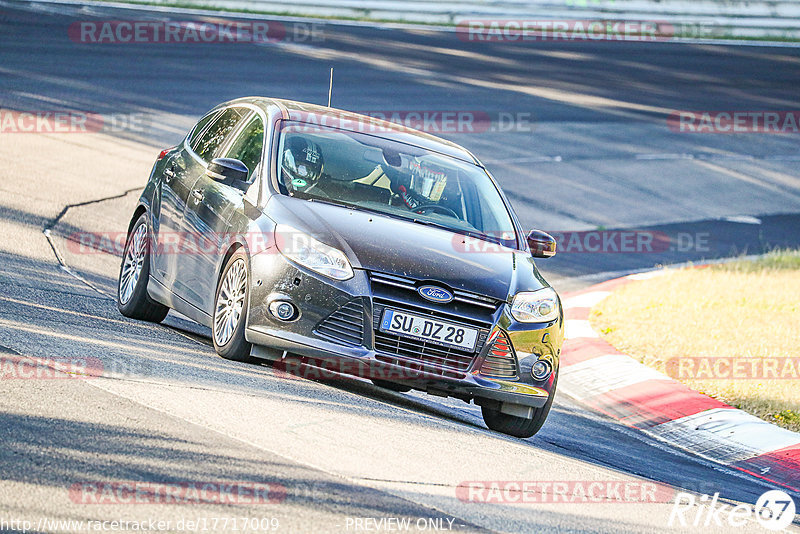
[117,214,169,323]
[212,250,253,362]
[481,376,557,438]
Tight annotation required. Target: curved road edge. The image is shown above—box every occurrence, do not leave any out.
[560,271,800,496]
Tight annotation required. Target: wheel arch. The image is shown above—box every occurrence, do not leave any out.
[128,204,147,235]
[216,239,251,289]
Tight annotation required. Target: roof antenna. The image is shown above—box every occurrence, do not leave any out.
[327,67,334,108]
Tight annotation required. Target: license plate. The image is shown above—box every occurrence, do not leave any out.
[379,309,478,351]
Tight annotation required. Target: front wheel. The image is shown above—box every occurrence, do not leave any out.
[481,376,557,438]
[212,250,253,362]
[117,213,169,323]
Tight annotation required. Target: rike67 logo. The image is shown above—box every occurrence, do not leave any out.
[669,490,796,531]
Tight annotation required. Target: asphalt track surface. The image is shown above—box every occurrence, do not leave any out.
[1,1,800,532]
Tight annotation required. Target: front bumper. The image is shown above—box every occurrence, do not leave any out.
[245,250,562,409]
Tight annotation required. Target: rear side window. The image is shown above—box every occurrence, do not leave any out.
[187,110,219,148]
[192,107,246,163]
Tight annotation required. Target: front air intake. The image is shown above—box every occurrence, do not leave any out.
[479,331,518,379]
[314,300,365,347]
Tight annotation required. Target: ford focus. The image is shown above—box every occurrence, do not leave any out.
[117,97,563,438]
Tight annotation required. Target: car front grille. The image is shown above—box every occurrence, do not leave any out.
[372,298,490,379]
[369,271,500,310]
[314,300,365,347]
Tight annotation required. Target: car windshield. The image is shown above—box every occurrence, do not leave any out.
[276,121,517,247]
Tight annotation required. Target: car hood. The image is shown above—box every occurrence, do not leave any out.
[266,195,546,300]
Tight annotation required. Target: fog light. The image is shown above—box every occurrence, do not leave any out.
[531,359,552,380]
[269,301,296,321]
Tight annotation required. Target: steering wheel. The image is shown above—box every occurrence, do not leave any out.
[414,204,459,219]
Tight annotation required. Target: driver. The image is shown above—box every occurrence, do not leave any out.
[282,136,324,193]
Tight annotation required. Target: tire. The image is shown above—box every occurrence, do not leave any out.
[481,374,558,438]
[371,379,412,393]
[117,213,169,323]
[212,249,253,362]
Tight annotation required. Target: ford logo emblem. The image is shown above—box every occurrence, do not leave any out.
[418,285,454,304]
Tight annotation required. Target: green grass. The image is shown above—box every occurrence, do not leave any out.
[590,250,800,432]
[712,249,800,272]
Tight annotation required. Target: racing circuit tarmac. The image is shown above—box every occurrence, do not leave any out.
[1,1,800,532]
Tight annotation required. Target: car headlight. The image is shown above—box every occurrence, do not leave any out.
[275,224,354,280]
[511,288,559,323]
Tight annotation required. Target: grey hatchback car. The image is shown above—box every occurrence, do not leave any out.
[118,97,563,438]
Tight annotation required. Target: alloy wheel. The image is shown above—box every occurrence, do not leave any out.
[214,258,247,346]
[119,223,147,305]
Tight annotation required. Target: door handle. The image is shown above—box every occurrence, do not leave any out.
[191,189,204,202]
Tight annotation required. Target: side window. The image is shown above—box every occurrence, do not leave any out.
[187,110,219,148]
[222,115,265,181]
[192,107,245,163]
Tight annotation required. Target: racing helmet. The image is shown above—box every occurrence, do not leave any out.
[282,136,323,191]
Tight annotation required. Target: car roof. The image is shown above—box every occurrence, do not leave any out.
[220,97,480,165]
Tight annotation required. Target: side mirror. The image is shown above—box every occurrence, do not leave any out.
[208,158,249,191]
[527,229,557,258]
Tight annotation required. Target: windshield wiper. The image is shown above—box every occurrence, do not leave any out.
[307,197,511,247]
[310,198,415,223]
[410,218,505,245]
[307,197,367,213]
